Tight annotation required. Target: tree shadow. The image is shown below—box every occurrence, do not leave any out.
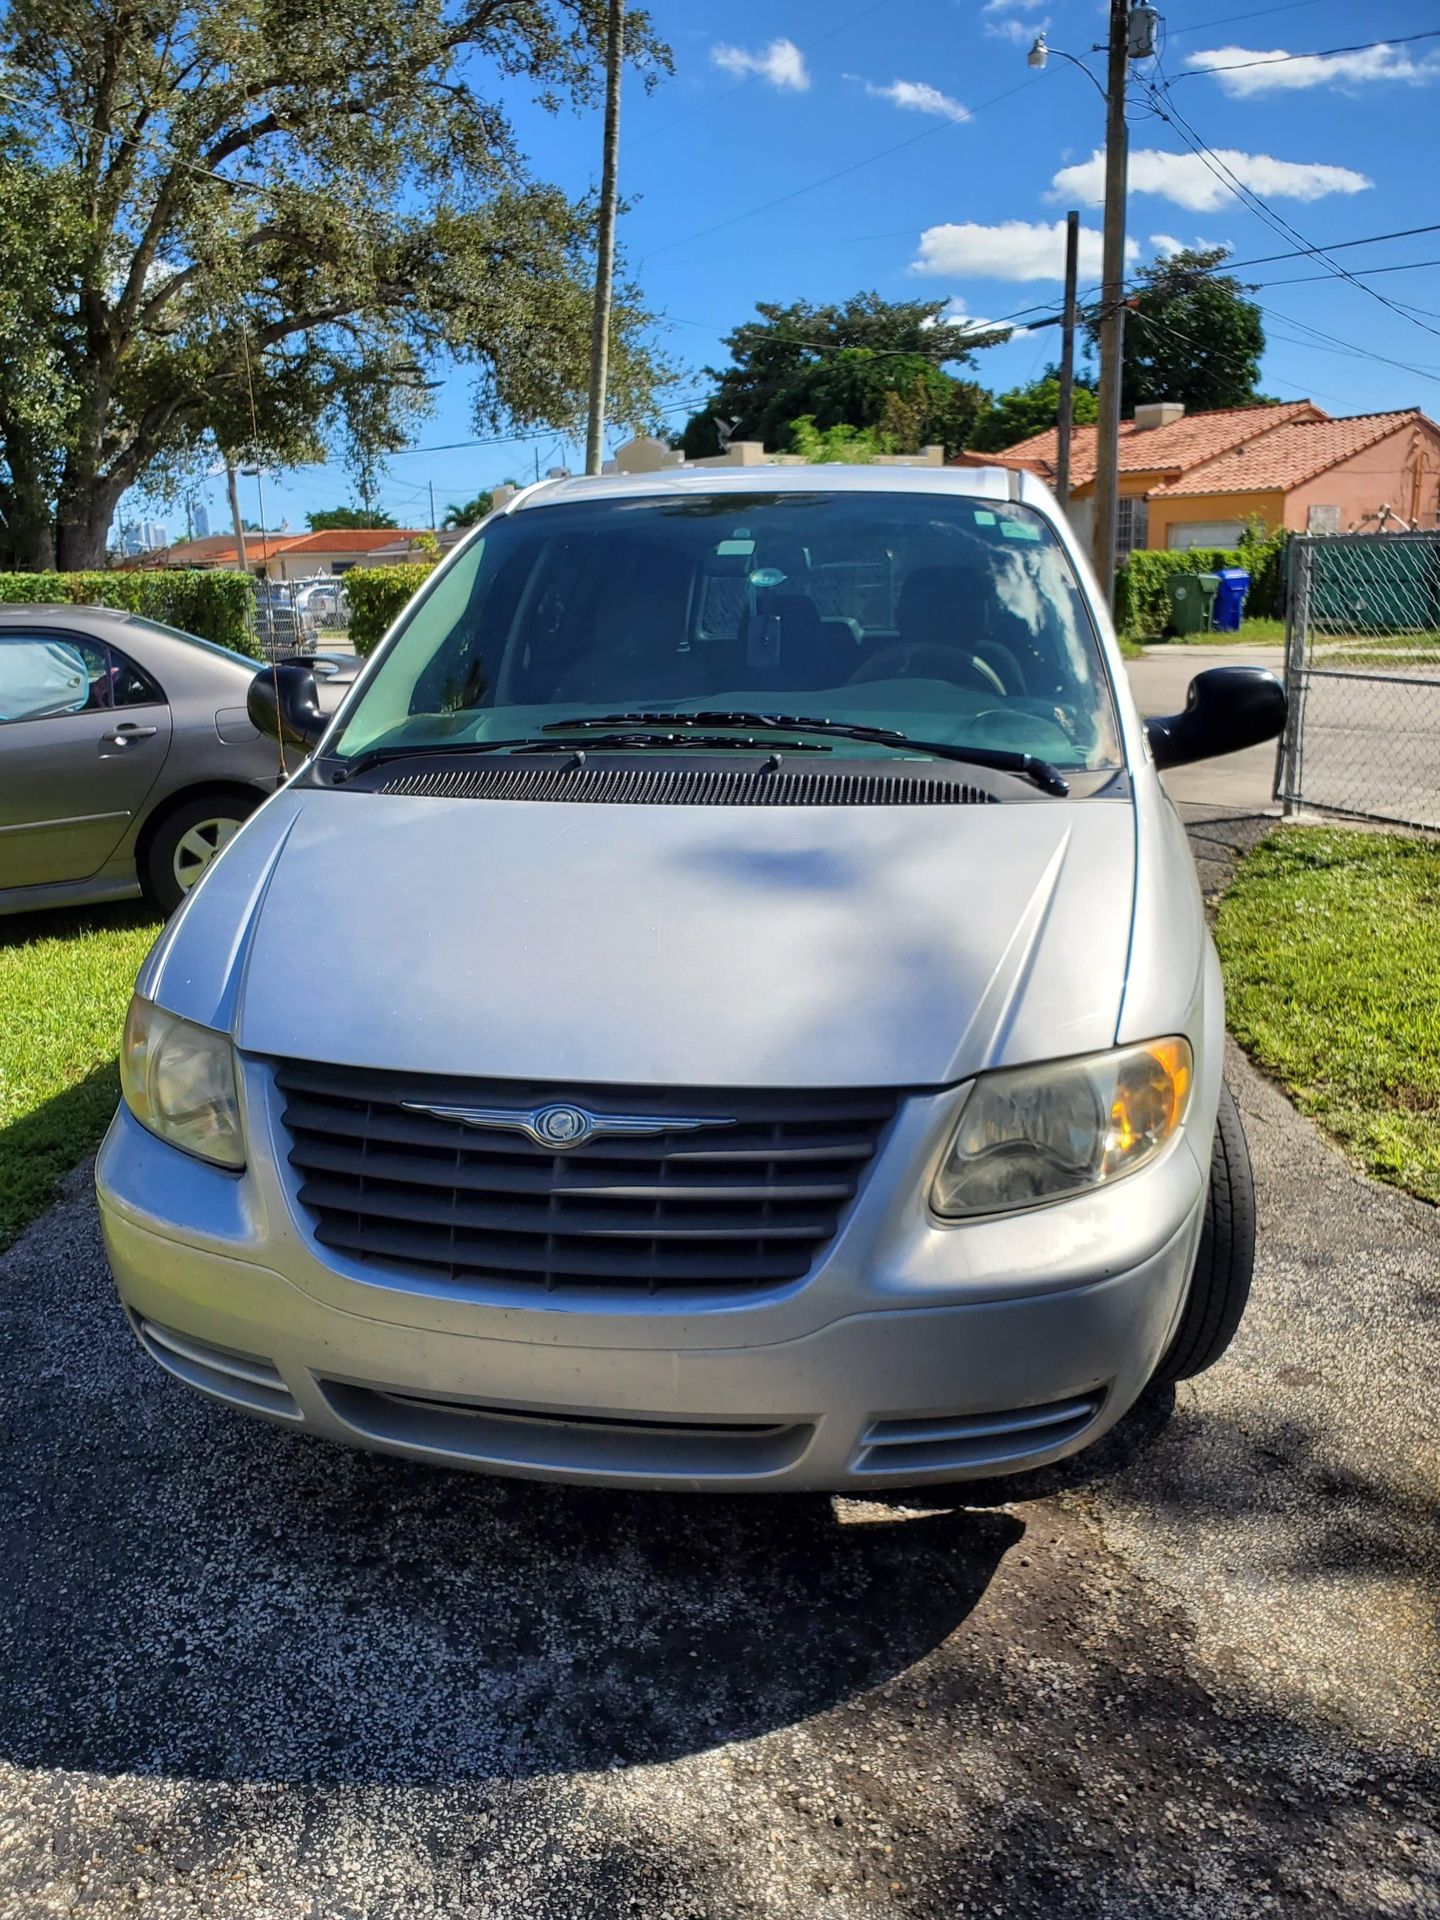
[0,1215,1023,1783]
[0,1061,121,1249]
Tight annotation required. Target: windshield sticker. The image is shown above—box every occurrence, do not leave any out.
[717,538,755,556]
[973,511,996,526]
[1000,520,1042,540]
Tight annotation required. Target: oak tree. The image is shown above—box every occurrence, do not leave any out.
[0,0,672,569]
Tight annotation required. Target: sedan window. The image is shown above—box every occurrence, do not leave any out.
[0,630,164,721]
[109,646,165,708]
[0,636,94,722]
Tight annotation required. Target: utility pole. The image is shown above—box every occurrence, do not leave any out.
[428,481,437,532]
[1055,208,1080,513]
[1091,0,1132,611]
[225,460,248,572]
[584,0,623,477]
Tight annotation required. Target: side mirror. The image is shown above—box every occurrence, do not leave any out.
[1144,666,1286,771]
[247,662,326,751]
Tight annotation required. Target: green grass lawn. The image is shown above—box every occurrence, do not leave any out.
[0,905,159,1249]
[1136,616,1287,648]
[1216,827,1440,1205]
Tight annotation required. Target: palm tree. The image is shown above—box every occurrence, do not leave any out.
[441,490,494,529]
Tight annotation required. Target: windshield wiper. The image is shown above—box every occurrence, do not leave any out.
[541,710,1069,796]
[329,738,577,782]
[329,729,827,783]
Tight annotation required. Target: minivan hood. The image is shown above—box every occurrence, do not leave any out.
[141,788,1136,1089]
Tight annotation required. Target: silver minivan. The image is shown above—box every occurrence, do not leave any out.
[96,467,1285,1490]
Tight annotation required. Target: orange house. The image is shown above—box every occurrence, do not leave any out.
[957,400,1440,555]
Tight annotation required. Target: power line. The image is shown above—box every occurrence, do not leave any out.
[1165,0,1331,38]
[1137,79,1440,347]
[1220,224,1440,275]
[642,73,1044,261]
[1172,28,1440,81]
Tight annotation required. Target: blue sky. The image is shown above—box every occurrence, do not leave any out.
[174,0,1440,539]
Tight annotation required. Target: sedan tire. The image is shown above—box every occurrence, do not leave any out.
[142,793,259,916]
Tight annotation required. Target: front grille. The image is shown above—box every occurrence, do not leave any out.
[276,1061,898,1299]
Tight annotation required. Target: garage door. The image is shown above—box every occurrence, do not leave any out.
[1168,521,1245,550]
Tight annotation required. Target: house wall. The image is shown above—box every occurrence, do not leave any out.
[1285,423,1440,533]
[1147,489,1282,550]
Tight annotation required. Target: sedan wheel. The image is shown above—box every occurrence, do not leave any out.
[173,816,241,893]
[143,794,259,916]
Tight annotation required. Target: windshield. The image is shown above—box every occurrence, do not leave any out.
[329,489,1122,772]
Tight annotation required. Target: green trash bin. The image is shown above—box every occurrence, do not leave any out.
[1166,571,1220,637]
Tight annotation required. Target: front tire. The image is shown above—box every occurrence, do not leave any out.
[1154,1081,1257,1383]
[142,794,258,916]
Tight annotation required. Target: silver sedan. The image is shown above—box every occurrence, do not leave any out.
[0,604,329,916]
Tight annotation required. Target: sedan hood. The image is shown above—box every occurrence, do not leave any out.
[140,787,1136,1089]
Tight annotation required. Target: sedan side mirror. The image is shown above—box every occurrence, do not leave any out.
[247,662,326,751]
[1144,666,1287,771]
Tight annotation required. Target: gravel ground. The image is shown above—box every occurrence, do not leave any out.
[0,817,1435,1919]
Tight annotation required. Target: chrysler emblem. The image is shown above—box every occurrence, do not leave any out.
[400,1097,737,1151]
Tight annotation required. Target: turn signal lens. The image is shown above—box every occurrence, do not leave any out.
[930,1038,1193,1220]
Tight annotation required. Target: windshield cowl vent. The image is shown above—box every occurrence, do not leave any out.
[371,762,1001,807]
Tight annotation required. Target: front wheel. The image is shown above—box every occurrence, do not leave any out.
[1154,1081,1257,1383]
[142,794,258,915]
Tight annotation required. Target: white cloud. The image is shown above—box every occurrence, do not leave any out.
[865,78,970,122]
[985,14,1049,46]
[932,297,1030,341]
[910,217,1137,282]
[980,0,1048,46]
[710,37,809,91]
[1050,146,1372,213]
[1149,233,1184,258]
[1185,41,1440,97]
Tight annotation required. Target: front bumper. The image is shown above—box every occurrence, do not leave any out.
[97,1089,1207,1491]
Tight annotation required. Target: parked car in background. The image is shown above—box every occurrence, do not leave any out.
[0,605,289,916]
[98,467,1287,1492]
[253,582,320,657]
[293,576,349,625]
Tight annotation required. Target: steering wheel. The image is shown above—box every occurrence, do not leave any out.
[848,642,1007,697]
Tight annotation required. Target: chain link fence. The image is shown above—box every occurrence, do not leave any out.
[1275,532,1440,831]
[249,575,354,661]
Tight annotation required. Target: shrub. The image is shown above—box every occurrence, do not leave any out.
[1115,528,1289,636]
[0,570,260,657]
[344,563,435,656]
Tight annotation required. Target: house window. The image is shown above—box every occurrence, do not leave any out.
[1116,497,1149,559]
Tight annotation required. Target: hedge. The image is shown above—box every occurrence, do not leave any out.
[0,569,261,658]
[1115,530,1289,637]
[345,563,436,656]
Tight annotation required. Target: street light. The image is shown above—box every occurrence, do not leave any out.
[1027,33,1048,69]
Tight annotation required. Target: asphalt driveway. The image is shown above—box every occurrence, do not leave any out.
[0,821,1435,1919]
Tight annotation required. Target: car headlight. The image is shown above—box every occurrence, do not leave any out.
[930,1038,1192,1219]
[120,996,245,1169]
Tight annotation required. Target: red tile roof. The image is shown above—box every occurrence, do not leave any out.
[1150,410,1431,498]
[281,529,427,554]
[967,401,1324,491]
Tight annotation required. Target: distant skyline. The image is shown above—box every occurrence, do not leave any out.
[133,0,1440,539]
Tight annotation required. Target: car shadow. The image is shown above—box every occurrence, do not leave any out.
[0,1191,1023,1785]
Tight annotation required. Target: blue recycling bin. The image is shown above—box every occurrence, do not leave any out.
[1213,567,1250,632]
